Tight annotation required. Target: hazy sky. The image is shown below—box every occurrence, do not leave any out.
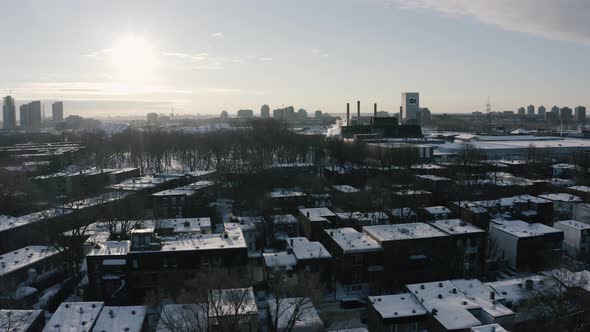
[1,0,590,117]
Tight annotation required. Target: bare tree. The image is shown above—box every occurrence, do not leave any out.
[0,310,33,332]
[156,304,208,332]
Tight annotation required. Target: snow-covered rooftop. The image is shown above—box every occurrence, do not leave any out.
[415,174,451,181]
[569,185,590,193]
[109,176,172,191]
[537,193,582,202]
[158,226,247,252]
[364,223,448,242]
[431,219,485,235]
[406,281,482,331]
[491,219,562,238]
[287,237,332,260]
[43,302,104,332]
[93,306,147,332]
[156,218,212,234]
[0,246,59,277]
[424,206,452,215]
[554,219,590,230]
[450,279,513,318]
[325,227,382,254]
[88,241,131,257]
[471,324,509,332]
[369,293,427,319]
[336,212,389,224]
[299,207,336,222]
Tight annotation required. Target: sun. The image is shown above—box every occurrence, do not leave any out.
[110,34,157,81]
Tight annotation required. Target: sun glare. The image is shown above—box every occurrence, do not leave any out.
[110,34,157,81]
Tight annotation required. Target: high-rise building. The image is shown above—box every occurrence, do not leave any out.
[146,112,158,124]
[551,105,560,113]
[2,96,16,130]
[526,105,535,117]
[560,107,573,124]
[52,101,64,121]
[29,101,42,128]
[297,108,307,119]
[417,107,431,125]
[220,110,228,118]
[314,110,322,118]
[260,104,270,118]
[575,106,586,124]
[19,104,30,128]
[518,107,526,116]
[538,105,546,118]
[401,92,419,121]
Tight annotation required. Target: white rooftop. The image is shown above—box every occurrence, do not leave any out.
[0,246,59,277]
[336,211,389,224]
[554,219,590,230]
[93,306,147,332]
[491,219,562,238]
[471,324,509,332]
[152,180,215,197]
[569,185,590,193]
[364,223,448,242]
[158,227,247,252]
[299,207,336,222]
[325,228,382,254]
[432,219,485,235]
[369,293,427,319]
[156,218,212,234]
[287,237,332,260]
[406,281,482,331]
[416,174,451,181]
[88,241,130,257]
[43,302,104,332]
[266,188,307,199]
[538,193,582,202]
[424,206,452,215]
[451,279,513,318]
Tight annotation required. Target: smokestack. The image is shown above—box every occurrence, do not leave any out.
[346,103,350,125]
[374,103,377,117]
[357,100,360,120]
[400,106,403,120]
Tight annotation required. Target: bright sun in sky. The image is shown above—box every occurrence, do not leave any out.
[109,34,157,81]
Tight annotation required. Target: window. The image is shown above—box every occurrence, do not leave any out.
[352,270,362,283]
[352,254,363,266]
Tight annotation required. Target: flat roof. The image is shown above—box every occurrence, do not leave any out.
[152,180,215,197]
[432,219,485,235]
[156,218,212,233]
[336,212,389,224]
[364,223,448,242]
[569,185,590,193]
[471,324,509,332]
[325,227,382,254]
[554,220,590,230]
[93,306,147,332]
[451,279,513,318]
[299,207,336,222]
[424,206,452,215]
[491,219,562,238]
[266,189,307,199]
[369,293,427,319]
[287,237,332,260]
[537,193,582,202]
[406,281,482,330]
[157,227,247,252]
[43,302,104,332]
[271,214,297,225]
[416,174,451,181]
[0,246,59,277]
[88,241,131,257]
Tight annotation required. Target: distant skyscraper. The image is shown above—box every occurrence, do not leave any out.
[260,104,270,118]
[2,96,16,129]
[560,107,573,124]
[52,101,64,121]
[538,105,546,118]
[297,108,307,119]
[28,101,42,128]
[314,110,322,118]
[517,107,526,116]
[526,105,535,117]
[575,106,586,124]
[19,104,30,128]
[220,110,228,118]
[146,112,158,124]
[551,105,560,113]
[401,92,419,121]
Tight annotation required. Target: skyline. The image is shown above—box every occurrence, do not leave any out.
[1,0,590,117]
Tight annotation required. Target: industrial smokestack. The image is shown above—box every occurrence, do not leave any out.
[346,103,350,125]
[399,106,403,120]
[357,100,360,120]
[374,103,377,117]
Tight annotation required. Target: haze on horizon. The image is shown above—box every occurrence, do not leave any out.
[1,0,590,117]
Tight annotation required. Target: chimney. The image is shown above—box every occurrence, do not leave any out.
[489,291,496,300]
[374,103,377,117]
[357,100,360,120]
[346,103,350,125]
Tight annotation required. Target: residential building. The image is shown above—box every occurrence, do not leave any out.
[93,306,147,332]
[526,104,535,117]
[553,220,590,259]
[152,180,217,218]
[489,219,563,271]
[367,293,428,332]
[321,228,383,297]
[298,207,337,241]
[575,106,586,124]
[237,109,254,118]
[42,302,104,332]
[537,105,546,118]
[261,104,270,118]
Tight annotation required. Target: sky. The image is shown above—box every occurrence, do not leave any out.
[1,0,590,117]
